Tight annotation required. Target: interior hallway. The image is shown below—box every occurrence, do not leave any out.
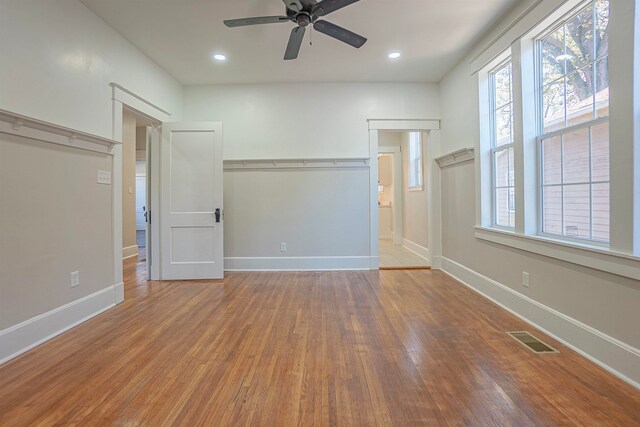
[379,239,430,268]
[0,256,638,425]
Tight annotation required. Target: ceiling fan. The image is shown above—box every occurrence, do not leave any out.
[223,0,367,60]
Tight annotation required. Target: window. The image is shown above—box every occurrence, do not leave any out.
[475,0,639,279]
[538,0,610,243]
[490,60,515,228]
[408,132,422,189]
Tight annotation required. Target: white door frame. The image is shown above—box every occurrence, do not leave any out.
[368,120,442,270]
[111,83,172,303]
[378,146,403,245]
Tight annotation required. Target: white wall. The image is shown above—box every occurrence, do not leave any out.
[0,0,183,138]
[224,169,370,260]
[0,135,113,330]
[184,83,439,268]
[438,0,640,386]
[184,83,439,159]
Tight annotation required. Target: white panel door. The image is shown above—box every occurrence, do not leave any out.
[135,175,146,230]
[160,122,223,280]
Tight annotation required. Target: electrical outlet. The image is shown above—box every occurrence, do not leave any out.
[280,243,287,252]
[97,170,111,185]
[522,272,530,288]
[71,271,80,288]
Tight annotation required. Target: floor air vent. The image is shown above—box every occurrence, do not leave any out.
[507,331,559,353]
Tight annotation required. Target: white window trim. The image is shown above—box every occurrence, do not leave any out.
[475,226,640,281]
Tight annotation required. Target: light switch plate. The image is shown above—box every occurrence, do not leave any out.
[522,272,530,288]
[71,271,80,288]
[97,170,111,185]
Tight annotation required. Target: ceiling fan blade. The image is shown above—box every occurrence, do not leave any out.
[313,20,366,48]
[224,16,289,27]
[284,26,306,60]
[311,0,360,17]
[282,0,304,12]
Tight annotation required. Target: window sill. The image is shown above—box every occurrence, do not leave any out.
[408,186,424,192]
[474,226,640,281]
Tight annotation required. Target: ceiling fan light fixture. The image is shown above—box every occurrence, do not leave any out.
[223,0,367,60]
[388,51,401,59]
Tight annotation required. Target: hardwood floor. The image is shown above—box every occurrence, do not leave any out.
[0,257,639,426]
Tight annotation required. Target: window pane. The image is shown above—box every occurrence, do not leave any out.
[494,63,512,108]
[591,121,609,181]
[541,25,566,82]
[537,1,610,245]
[591,182,610,242]
[562,128,590,184]
[542,136,562,185]
[563,184,591,239]
[594,57,609,118]
[543,80,565,132]
[495,188,511,227]
[543,186,562,235]
[494,150,509,187]
[495,104,512,146]
[508,147,515,186]
[566,66,595,126]
[565,4,595,71]
[408,133,421,188]
[595,0,609,60]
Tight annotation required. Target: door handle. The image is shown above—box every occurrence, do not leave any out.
[215,208,221,223]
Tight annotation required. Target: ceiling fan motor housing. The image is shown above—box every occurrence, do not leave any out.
[296,12,312,27]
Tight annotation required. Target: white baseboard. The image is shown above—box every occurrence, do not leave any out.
[225,256,372,271]
[0,285,117,365]
[401,238,431,262]
[431,255,443,270]
[114,282,124,304]
[122,245,139,260]
[441,256,640,390]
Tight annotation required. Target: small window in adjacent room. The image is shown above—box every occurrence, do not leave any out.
[408,132,423,190]
[538,0,610,243]
[490,59,515,228]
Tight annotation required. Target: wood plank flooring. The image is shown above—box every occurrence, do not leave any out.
[0,256,639,425]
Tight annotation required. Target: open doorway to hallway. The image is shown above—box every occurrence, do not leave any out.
[135,131,147,262]
[121,108,156,275]
[378,130,430,269]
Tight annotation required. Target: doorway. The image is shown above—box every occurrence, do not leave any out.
[121,108,157,278]
[377,130,430,269]
[135,130,147,262]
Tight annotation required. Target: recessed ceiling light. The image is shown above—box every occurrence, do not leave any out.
[212,53,227,61]
[388,51,401,59]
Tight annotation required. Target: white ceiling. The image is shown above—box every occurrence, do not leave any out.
[81,0,517,85]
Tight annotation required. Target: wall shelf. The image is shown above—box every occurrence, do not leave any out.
[224,158,370,171]
[0,109,118,154]
[435,147,475,168]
